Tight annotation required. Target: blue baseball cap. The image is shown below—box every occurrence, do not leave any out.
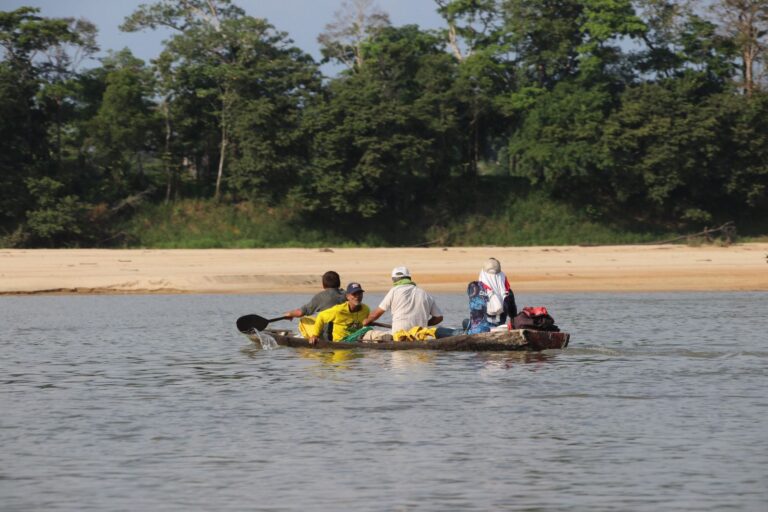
[346,282,365,294]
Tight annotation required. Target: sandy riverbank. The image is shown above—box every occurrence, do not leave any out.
[1,244,767,295]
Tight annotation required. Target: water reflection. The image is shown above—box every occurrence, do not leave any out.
[477,350,558,370]
[296,348,365,371]
[242,339,557,374]
[239,344,264,359]
[387,350,437,372]
[240,343,366,371]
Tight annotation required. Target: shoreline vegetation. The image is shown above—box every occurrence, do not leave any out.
[2,244,767,296]
[111,197,766,249]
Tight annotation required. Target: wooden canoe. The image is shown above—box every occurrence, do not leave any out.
[247,329,570,352]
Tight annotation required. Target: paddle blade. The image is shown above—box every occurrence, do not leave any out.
[236,314,269,333]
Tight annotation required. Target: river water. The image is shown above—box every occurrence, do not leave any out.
[1,292,766,511]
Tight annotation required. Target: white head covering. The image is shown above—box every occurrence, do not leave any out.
[483,257,501,274]
[479,259,507,316]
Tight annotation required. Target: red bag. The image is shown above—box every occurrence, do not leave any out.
[512,307,559,331]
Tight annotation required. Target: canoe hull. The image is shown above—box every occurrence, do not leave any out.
[248,329,569,352]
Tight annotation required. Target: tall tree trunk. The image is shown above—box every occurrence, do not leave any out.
[53,96,63,171]
[215,85,234,201]
[447,22,464,61]
[744,48,753,96]
[163,99,173,203]
[472,111,480,175]
[136,152,144,180]
[214,121,227,201]
[714,0,768,97]
[470,105,479,175]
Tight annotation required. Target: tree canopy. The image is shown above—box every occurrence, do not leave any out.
[1,1,767,247]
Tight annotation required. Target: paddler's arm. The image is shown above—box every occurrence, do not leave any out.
[283,308,303,319]
[427,300,443,326]
[427,315,443,326]
[308,310,329,345]
[363,308,385,327]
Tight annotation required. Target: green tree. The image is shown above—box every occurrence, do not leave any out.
[502,0,645,86]
[434,1,514,175]
[37,17,98,169]
[597,80,768,228]
[634,1,736,85]
[508,81,614,208]
[122,0,246,199]
[300,25,462,226]
[152,49,222,199]
[711,0,768,96]
[434,0,503,62]
[713,91,768,219]
[598,79,725,225]
[576,0,646,79]
[123,0,319,203]
[21,176,88,247]
[503,0,585,88]
[0,8,85,231]
[87,50,159,201]
[224,17,321,202]
[318,0,390,71]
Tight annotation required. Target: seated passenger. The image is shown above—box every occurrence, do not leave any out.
[283,270,345,319]
[436,258,518,338]
[363,266,443,333]
[477,257,517,326]
[282,270,345,340]
[308,282,370,345]
[465,280,494,334]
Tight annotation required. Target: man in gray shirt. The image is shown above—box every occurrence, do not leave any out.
[363,266,443,333]
[283,271,345,319]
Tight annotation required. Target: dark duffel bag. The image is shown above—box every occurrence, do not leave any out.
[512,306,559,332]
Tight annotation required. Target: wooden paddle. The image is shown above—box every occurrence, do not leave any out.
[236,314,391,335]
[236,314,290,333]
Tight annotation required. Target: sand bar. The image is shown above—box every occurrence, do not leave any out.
[1,244,767,295]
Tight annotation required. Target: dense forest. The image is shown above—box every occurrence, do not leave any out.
[1,0,767,248]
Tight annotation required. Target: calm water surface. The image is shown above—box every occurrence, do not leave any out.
[1,292,766,511]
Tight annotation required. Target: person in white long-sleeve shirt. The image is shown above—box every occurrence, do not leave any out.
[363,266,443,333]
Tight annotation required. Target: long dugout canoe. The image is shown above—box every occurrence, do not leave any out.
[248,329,570,352]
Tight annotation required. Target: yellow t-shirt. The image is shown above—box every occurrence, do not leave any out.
[311,302,371,341]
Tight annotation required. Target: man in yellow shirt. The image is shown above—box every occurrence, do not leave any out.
[308,282,370,344]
